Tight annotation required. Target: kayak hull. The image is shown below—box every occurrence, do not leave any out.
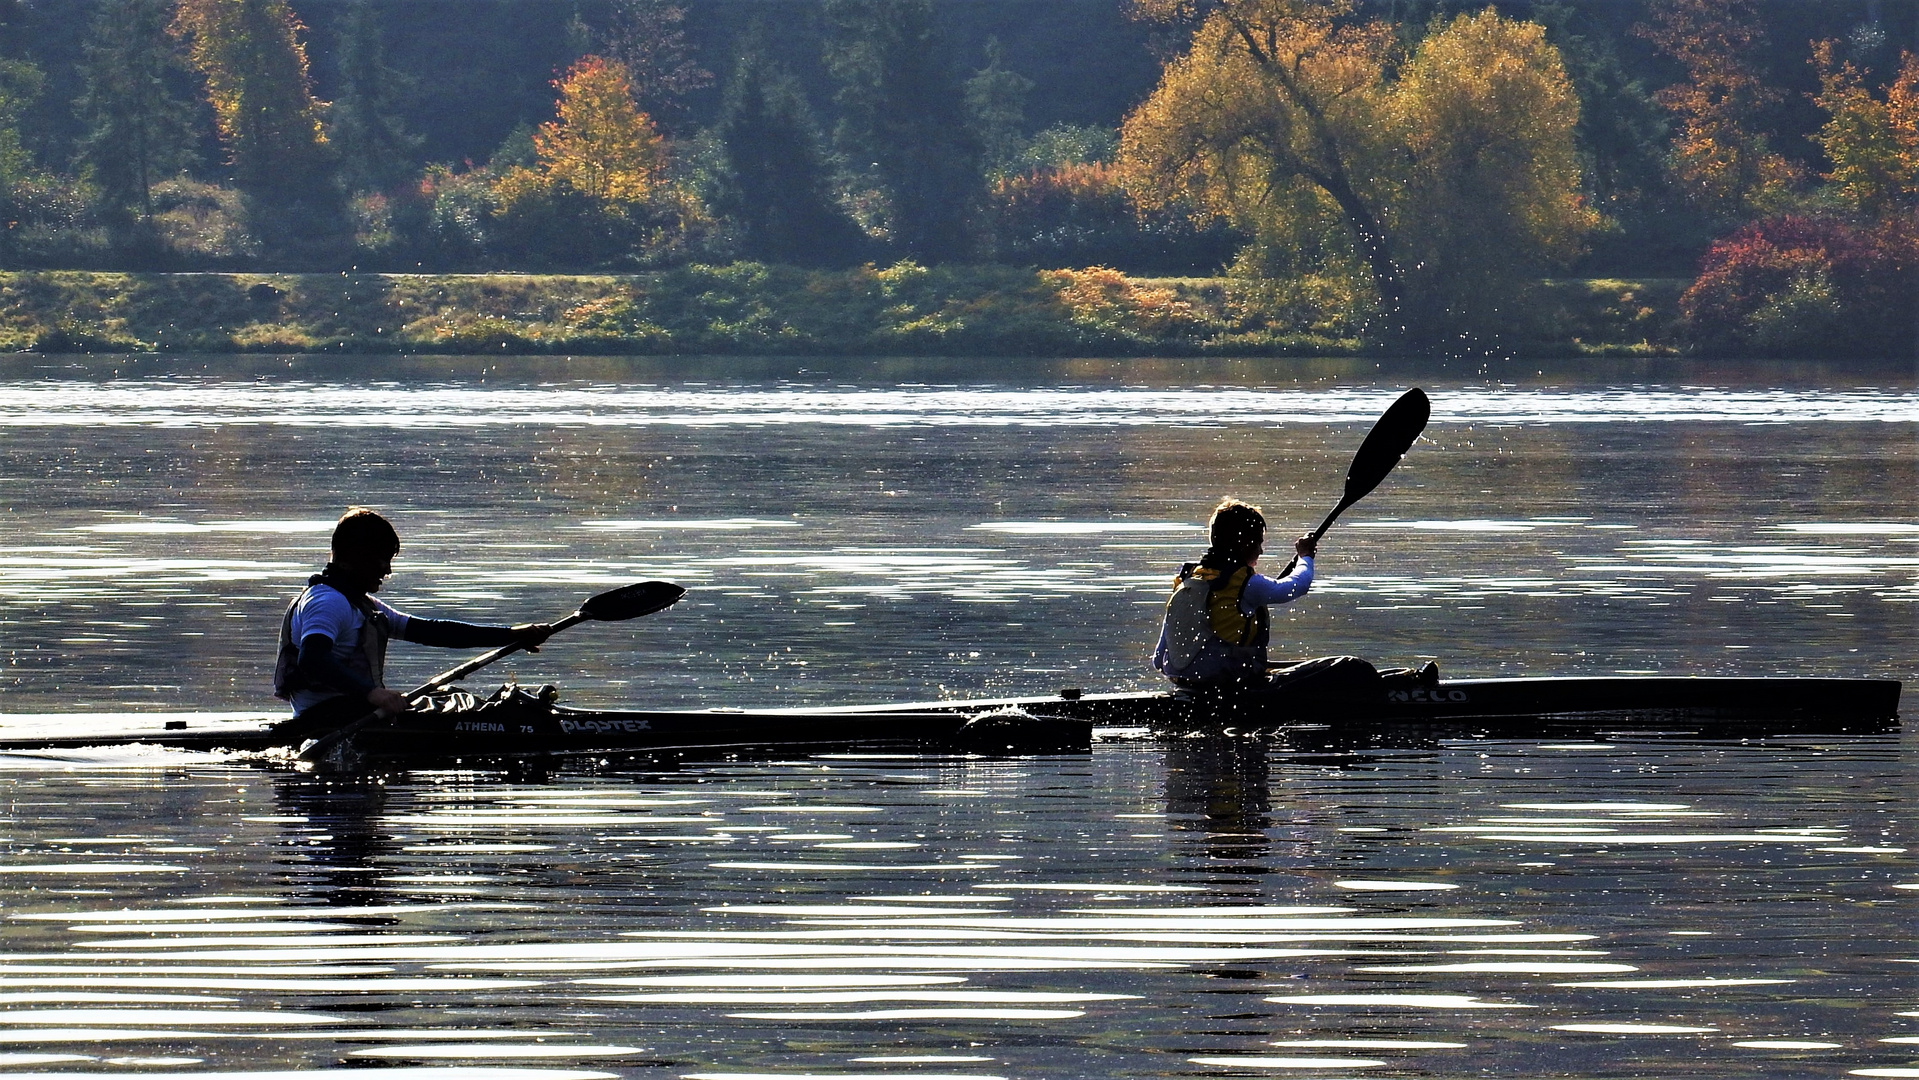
[0,675,1899,765]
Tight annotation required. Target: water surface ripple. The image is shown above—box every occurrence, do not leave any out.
[0,741,1911,1078]
[0,356,1914,1078]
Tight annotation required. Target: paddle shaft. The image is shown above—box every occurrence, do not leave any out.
[406,609,587,698]
[1306,500,1353,545]
[1273,504,1349,579]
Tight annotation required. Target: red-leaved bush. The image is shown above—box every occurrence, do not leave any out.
[1680,215,1918,357]
[985,163,1238,275]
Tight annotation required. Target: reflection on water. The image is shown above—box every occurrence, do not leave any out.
[0,355,1914,1077]
[0,738,1909,1077]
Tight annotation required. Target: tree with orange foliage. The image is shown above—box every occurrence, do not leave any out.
[1810,41,1919,219]
[1635,0,1800,219]
[490,56,692,268]
[528,55,663,203]
[171,0,334,209]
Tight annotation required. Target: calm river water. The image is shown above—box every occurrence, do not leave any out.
[0,354,1914,1079]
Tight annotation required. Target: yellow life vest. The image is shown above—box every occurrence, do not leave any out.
[1200,565,1263,646]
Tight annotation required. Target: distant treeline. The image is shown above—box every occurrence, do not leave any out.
[0,0,1914,356]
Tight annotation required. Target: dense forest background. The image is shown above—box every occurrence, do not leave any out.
[1,0,1915,355]
[12,0,1158,166]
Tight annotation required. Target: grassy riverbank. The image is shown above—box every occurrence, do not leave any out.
[0,265,1684,357]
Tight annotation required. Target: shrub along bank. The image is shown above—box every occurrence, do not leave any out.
[0,264,1684,357]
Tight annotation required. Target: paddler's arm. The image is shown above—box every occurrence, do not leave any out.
[402,619,555,651]
[1243,535,1317,607]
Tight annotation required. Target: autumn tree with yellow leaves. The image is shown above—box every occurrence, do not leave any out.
[494,56,664,210]
[171,0,335,211]
[1119,1,1595,343]
[531,56,664,202]
[1810,41,1919,219]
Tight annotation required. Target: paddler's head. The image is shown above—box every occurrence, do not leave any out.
[329,507,400,593]
[1208,498,1265,566]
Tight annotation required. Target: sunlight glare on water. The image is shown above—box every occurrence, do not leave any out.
[0,379,1915,428]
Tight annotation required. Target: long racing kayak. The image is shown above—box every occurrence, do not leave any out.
[0,674,1900,766]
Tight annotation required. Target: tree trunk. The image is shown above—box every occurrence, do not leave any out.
[1315,166,1403,326]
[1224,15,1405,333]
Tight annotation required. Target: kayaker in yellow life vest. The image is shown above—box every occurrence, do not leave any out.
[271,508,555,737]
[1154,498,1433,695]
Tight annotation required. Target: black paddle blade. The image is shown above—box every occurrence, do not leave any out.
[1343,387,1430,504]
[580,580,686,621]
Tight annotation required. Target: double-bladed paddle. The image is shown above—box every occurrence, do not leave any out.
[294,579,685,764]
[1276,386,1430,577]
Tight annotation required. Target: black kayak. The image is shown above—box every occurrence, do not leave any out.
[0,674,1900,766]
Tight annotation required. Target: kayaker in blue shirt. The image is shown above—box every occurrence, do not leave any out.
[1154,498,1431,695]
[272,508,553,737]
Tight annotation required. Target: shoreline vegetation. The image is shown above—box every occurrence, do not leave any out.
[7,3,1915,361]
[0,267,1685,358]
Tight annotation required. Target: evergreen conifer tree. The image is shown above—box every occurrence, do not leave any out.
[327,0,421,195]
[0,8,42,266]
[597,0,711,132]
[715,29,865,266]
[0,0,39,185]
[824,0,982,262]
[0,61,36,188]
[74,0,198,220]
[965,38,1033,178]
